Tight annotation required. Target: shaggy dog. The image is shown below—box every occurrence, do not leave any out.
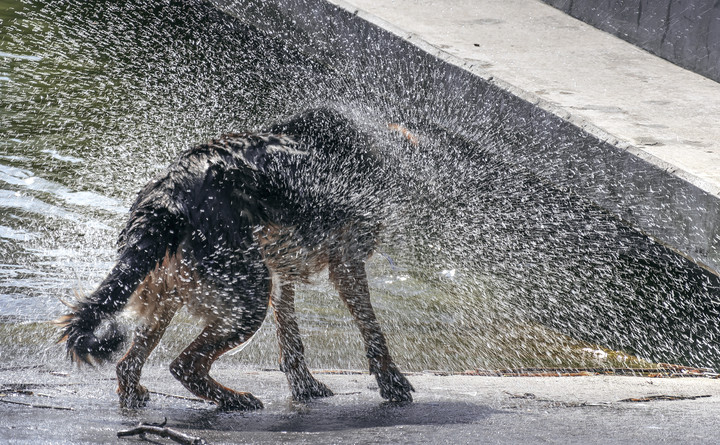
[58,108,414,410]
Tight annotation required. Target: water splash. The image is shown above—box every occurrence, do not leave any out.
[1,0,719,373]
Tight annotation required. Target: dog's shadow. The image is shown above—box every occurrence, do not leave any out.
[160,400,498,433]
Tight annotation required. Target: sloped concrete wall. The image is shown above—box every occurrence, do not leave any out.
[542,0,720,83]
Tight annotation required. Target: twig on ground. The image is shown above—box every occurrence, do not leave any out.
[0,365,44,372]
[117,418,207,445]
[620,394,712,402]
[0,398,73,411]
[1,388,34,396]
[503,391,536,399]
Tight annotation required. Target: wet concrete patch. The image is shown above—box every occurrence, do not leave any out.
[202,401,493,433]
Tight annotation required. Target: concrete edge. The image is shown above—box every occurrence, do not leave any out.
[213,0,720,275]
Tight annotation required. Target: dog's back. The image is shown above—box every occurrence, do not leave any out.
[125,119,383,318]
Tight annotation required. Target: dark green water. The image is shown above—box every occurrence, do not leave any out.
[2,0,720,373]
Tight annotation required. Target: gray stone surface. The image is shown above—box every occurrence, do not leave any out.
[542,0,720,83]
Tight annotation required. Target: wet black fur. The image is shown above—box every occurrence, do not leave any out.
[59,108,392,363]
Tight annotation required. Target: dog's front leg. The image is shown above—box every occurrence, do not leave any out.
[329,259,414,402]
[272,282,334,401]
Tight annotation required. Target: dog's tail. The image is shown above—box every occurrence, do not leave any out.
[57,196,184,364]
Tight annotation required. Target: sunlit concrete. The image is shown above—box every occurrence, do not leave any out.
[541,0,720,83]
[335,0,720,197]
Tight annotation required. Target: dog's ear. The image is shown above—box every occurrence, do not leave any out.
[270,108,371,158]
[387,123,419,146]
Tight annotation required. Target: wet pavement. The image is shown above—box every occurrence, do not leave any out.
[2,364,719,444]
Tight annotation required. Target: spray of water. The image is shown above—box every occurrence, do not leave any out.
[1,0,719,373]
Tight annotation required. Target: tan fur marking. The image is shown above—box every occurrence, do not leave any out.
[255,224,330,283]
[388,123,419,146]
[126,249,196,319]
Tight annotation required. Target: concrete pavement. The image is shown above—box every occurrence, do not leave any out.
[2,364,720,443]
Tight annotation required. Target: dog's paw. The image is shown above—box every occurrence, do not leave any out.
[373,363,414,403]
[217,391,264,411]
[290,376,334,401]
[118,384,150,409]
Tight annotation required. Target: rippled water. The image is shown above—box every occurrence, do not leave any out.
[2,0,719,372]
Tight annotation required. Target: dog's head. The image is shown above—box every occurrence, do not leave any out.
[268,108,371,157]
[268,107,420,169]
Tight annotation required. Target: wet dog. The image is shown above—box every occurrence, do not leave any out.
[57,108,414,410]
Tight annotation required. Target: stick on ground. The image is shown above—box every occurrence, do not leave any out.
[117,419,206,445]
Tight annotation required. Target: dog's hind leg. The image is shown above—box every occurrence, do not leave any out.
[116,296,180,409]
[272,281,334,401]
[329,258,414,402]
[169,317,266,410]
